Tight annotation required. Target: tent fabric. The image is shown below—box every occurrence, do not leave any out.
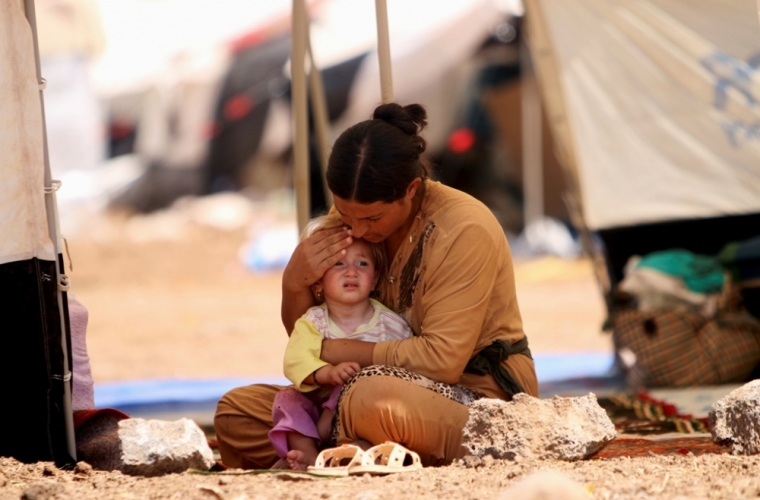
[0,257,73,465]
[526,0,760,231]
[1,0,55,265]
[1,0,75,467]
[321,0,510,152]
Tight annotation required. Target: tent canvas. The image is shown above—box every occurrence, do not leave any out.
[524,0,760,291]
[1,0,76,466]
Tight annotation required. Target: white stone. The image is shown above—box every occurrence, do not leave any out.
[709,380,760,455]
[117,418,215,476]
[462,393,616,461]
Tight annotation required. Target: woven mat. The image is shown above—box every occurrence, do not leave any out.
[592,391,730,458]
[590,436,729,459]
[597,391,711,435]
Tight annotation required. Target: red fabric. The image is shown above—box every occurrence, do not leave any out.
[636,390,682,418]
[598,392,710,435]
[73,408,129,430]
[447,128,476,153]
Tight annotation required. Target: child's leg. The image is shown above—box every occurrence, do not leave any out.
[316,408,333,443]
[286,385,339,469]
[316,384,343,443]
[285,432,320,470]
[269,387,321,467]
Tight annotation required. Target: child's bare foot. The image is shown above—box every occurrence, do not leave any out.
[286,449,310,470]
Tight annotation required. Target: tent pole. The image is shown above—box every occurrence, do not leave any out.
[292,0,310,233]
[23,0,77,463]
[374,0,394,103]
[522,0,611,297]
[307,35,333,208]
[520,36,544,225]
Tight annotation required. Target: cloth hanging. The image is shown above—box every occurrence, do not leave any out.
[465,337,532,398]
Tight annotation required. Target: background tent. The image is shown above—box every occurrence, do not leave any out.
[1,0,76,466]
[524,0,760,294]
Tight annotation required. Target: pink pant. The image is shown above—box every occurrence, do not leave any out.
[268,385,342,458]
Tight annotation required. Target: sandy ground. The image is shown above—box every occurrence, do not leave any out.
[3,452,760,499]
[6,206,756,499]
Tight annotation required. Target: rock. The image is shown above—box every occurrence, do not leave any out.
[118,418,215,476]
[460,455,483,468]
[74,462,93,475]
[21,482,65,500]
[498,470,589,500]
[709,380,760,455]
[462,393,616,461]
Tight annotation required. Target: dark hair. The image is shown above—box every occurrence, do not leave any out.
[327,103,432,203]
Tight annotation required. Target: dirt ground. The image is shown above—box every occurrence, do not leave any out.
[6,205,757,499]
[3,452,760,499]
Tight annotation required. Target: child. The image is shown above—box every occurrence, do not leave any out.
[268,214,412,470]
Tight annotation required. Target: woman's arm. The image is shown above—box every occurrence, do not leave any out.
[372,223,508,384]
[321,339,375,367]
[281,225,353,334]
[286,318,364,388]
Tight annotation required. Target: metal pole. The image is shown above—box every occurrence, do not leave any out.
[520,36,544,226]
[292,0,310,233]
[375,0,394,103]
[23,0,77,463]
[307,37,333,208]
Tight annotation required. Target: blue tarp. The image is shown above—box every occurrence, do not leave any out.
[94,352,616,412]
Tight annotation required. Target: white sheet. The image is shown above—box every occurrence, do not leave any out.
[534,0,760,230]
[1,0,55,265]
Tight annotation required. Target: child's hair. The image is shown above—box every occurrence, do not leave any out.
[302,212,388,297]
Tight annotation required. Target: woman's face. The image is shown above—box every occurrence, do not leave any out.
[332,178,422,243]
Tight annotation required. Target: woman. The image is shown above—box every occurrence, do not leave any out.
[214,103,538,469]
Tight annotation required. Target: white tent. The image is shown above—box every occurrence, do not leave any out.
[524,0,760,293]
[1,0,76,466]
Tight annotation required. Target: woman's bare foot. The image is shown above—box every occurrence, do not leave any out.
[286,449,312,470]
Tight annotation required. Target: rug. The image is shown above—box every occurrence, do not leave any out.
[597,391,711,435]
[646,384,742,418]
[591,390,731,459]
[590,436,730,459]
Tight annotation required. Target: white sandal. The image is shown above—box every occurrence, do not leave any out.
[348,441,422,475]
[306,444,365,477]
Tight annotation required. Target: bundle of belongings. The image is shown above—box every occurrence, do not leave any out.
[609,236,760,389]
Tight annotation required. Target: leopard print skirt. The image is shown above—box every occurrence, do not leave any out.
[327,365,483,447]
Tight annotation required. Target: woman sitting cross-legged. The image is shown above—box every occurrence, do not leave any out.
[214,102,538,469]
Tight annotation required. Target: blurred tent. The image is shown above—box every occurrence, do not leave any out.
[0,0,76,466]
[523,0,760,295]
[93,0,525,223]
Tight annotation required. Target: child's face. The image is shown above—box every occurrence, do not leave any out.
[314,239,377,307]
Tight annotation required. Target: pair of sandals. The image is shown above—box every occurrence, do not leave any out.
[307,442,422,477]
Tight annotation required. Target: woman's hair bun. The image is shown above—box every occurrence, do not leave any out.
[372,103,428,137]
